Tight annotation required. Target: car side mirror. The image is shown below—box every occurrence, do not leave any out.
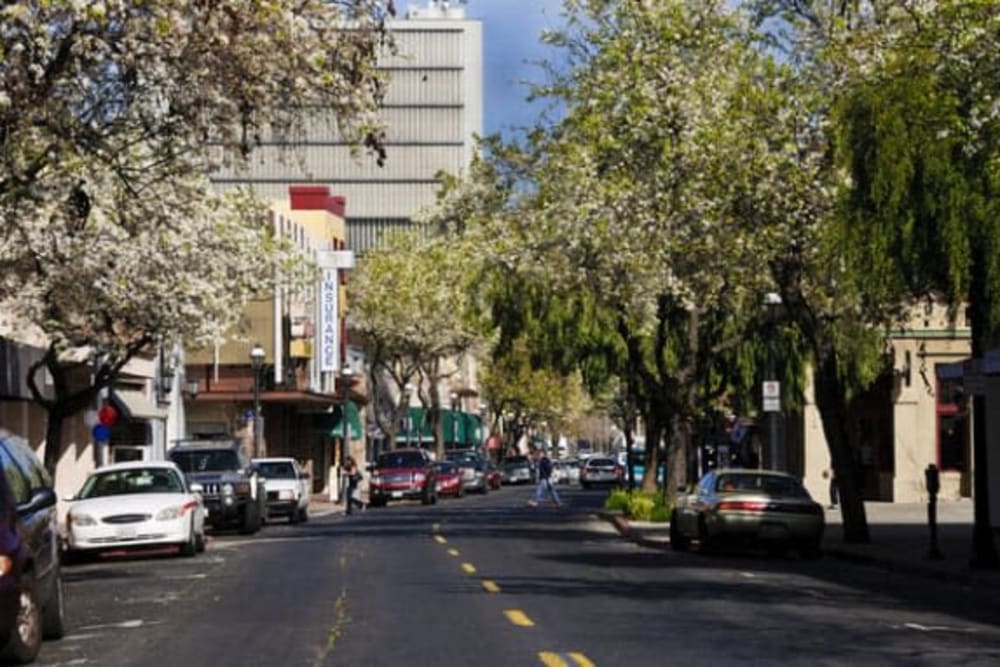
[19,486,57,516]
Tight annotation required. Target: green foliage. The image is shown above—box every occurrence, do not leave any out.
[603,488,671,523]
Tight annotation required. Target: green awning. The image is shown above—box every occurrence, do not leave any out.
[331,401,363,441]
[395,407,481,446]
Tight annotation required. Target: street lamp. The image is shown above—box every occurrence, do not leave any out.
[763,292,782,471]
[250,344,265,458]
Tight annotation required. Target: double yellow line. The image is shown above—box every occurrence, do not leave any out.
[431,524,595,666]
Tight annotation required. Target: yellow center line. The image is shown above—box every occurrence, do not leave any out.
[447,548,460,557]
[433,535,447,544]
[504,609,534,627]
[461,562,477,574]
[481,579,501,594]
[539,652,595,667]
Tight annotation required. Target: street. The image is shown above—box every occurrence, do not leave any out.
[37,486,1000,667]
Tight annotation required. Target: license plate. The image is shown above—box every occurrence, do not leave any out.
[116,525,137,540]
[391,491,403,499]
[759,523,787,540]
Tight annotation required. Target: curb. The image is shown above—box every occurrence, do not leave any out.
[600,510,996,588]
[598,511,671,551]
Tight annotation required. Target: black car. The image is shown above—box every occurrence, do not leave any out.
[0,432,65,663]
[168,439,266,534]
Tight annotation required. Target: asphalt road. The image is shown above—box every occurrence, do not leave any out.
[33,485,1000,666]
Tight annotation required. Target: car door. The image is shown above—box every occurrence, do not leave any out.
[0,437,59,588]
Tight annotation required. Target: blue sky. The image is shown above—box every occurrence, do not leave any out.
[397,0,567,138]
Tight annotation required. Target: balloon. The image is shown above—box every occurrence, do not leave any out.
[92,424,112,442]
[83,410,98,427]
[98,404,119,427]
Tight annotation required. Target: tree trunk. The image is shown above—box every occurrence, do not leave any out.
[813,350,870,543]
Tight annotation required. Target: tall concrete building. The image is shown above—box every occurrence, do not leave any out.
[210,0,484,255]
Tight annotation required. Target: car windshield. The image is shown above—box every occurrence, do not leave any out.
[504,457,529,468]
[436,463,457,474]
[256,461,296,479]
[170,450,241,473]
[716,473,809,498]
[377,451,426,468]
[79,468,184,498]
[588,458,616,467]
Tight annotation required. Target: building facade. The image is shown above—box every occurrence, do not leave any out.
[210,2,484,255]
[183,186,361,498]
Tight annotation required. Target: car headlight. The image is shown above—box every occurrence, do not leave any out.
[156,506,184,521]
[370,475,382,486]
[222,483,235,495]
[278,489,295,500]
[413,473,426,483]
[70,513,97,527]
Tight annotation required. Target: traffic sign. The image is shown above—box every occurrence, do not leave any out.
[762,381,780,412]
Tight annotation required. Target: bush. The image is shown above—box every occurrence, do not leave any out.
[603,488,671,522]
[604,488,631,512]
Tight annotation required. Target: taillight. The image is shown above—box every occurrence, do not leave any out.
[0,555,11,577]
[717,500,768,512]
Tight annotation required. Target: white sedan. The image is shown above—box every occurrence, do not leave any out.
[65,461,206,559]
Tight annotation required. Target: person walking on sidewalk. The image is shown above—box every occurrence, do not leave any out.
[344,456,365,515]
[528,449,561,508]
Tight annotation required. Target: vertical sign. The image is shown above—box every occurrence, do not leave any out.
[762,380,781,412]
[319,269,339,372]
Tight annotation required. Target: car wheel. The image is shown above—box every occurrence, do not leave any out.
[697,515,717,554]
[799,538,822,560]
[289,507,300,524]
[299,506,309,522]
[195,528,206,553]
[669,512,690,552]
[180,517,198,557]
[240,502,261,535]
[1,575,42,664]
[41,568,65,640]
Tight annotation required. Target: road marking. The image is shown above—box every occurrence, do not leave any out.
[539,652,595,667]
[433,535,447,544]
[461,562,477,574]
[432,522,441,533]
[447,548,460,557]
[482,579,501,593]
[504,609,534,627]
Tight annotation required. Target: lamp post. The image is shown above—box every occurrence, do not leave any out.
[450,391,459,448]
[763,292,782,471]
[403,383,414,449]
[250,344,265,458]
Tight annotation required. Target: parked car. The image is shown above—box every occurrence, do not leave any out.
[553,459,581,486]
[670,469,825,558]
[579,456,623,488]
[445,451,488,494]
[501,455,534,485]
[368,449,437,507]
[253,457,310,524]
[483,461,502,490]
[0,431,65,664]
[64,461,206,559]
[168,439,266,534]
[434,462,464,498]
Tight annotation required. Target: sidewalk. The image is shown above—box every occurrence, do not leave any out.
[309,494,347,517]
[602,499,1000,589]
